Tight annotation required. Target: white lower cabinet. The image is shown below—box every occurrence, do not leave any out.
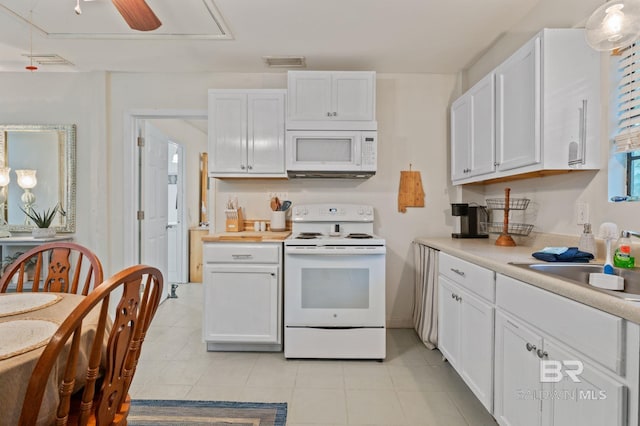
[438,254,495,412]
[436,253,636,426]
[202,242,282,351]
[494,274,628,426]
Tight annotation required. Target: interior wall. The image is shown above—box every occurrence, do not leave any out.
[0,72,109,269]
[109,72,457,327]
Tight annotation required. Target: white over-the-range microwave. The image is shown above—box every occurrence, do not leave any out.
[286,130,377,178]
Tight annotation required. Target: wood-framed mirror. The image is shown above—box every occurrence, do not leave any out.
[0,124,76,233]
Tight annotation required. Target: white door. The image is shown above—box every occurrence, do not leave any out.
[469,73,496,177]
[208,92,247,173]
[543,340,626,426]
[332,72,375,121]
[167,141,187,284]
[287,71,332,121]
[141,122,169,302]
[495,36,541,172]
[459,287,494,412]
[203,264,280,344]
[437,277,461,369]
[450,95,471,181]
[494,311,543,426]
[247,93,285,174]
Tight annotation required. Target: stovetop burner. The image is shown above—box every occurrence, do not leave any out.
[296,232,323,239]
[346,233,373,239]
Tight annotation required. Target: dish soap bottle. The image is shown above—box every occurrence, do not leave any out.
[614,231,635,268]
[578,223,597,258]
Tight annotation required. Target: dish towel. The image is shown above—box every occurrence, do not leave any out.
[532,247,594,263]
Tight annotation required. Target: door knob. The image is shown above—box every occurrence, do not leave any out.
[525,343,536,352]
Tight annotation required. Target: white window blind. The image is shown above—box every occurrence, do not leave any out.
[616,43,640,153]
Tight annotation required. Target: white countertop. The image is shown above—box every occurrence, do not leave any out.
[415,236,640,324]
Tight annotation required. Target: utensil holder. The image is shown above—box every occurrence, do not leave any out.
[270,211,286,231]
[225,207,244,232]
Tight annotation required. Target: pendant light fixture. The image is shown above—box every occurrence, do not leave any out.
[585,0,640,51]
[25,10,37,71]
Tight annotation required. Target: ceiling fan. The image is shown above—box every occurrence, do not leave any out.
[111,0,161,31]
[75,0,161,31]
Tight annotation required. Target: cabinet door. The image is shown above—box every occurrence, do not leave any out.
[287,72,332,121]
[494,311,543,426]
[469,74,496,177]
[203,264,280,344]
[247,93,285,173]
[459,287,494,412]
[208,93,248,173]
[495,36,541,172]
[542,340,626,426]
[438,277,461,369]
[332,72,375,121]
[450,95,471,181]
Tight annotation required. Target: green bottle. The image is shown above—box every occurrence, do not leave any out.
[614,231,635,268]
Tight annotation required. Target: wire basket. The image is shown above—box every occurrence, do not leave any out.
[482,222,534,236]
[485,198,530,210]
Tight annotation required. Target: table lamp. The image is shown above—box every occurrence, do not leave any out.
[16,169,37,225]
[0,167,11,237]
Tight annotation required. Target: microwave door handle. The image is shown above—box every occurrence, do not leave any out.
[354,135,362,166]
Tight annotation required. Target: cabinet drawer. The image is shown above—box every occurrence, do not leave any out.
[496,274,624,375]
[203,243,280,264]
[439,252,495,302]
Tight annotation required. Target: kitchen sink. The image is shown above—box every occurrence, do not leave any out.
[509,262,640,301]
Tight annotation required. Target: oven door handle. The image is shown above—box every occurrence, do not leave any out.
[285,247,386,255]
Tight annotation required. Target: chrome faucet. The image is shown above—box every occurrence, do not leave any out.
[622,230,640,238]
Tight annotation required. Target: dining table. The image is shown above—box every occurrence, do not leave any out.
[0,292,101,426]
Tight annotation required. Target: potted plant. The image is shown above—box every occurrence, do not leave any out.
[21,205,58,238]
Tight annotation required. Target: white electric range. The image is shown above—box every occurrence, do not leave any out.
[284,203,386,360]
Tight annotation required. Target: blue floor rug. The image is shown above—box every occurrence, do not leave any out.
[128,399,287,426]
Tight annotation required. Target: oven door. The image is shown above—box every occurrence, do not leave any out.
[284,246,385,327]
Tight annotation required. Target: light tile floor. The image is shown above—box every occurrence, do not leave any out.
[130,284,497,425]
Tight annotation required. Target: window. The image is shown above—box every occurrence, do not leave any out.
[616,43,640,196]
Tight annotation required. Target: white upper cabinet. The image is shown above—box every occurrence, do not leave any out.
[287,71,376,130]
[451,73,496,181]
[208,90,286,178]
[451,28,600,185]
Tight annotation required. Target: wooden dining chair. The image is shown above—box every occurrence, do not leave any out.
[0,242,104,295]
[17,264,163,426]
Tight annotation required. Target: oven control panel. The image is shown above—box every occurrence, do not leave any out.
[292,204,374,222]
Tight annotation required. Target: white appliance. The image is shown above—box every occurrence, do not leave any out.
[286,130,377,178]
[284,203,386,359]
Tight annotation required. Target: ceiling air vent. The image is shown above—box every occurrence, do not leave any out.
[21,54,74,66]
[263,56,306,68]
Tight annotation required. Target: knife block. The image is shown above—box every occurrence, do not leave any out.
[225,207,245,232]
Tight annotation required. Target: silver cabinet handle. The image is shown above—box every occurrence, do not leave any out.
[450,268,465,277]
[536,349,548,359]
[247,165,253,170]
[494,162,500,167]
[231,254,253,259]
[526,343,537,352]
[451,293,456,299]
[456,295,462,302]
[240,164,246,170]
[327,112,332,116]
[332,112,337,116]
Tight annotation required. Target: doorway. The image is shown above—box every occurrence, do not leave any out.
[122,109,208,300]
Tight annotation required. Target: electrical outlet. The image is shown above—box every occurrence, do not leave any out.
[575,202,590,225]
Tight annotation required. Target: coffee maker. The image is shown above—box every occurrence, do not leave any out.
[451,203,489,239]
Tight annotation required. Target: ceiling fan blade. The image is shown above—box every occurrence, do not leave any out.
[112,0,162,31]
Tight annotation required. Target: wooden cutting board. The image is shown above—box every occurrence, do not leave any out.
[398,170,425,213]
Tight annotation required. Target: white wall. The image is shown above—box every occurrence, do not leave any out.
[0,72,109,269]
[108,72,457,327]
